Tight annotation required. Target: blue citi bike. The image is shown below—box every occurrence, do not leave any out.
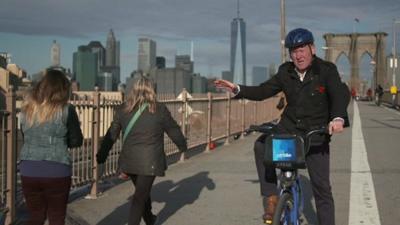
[249,123,327,225]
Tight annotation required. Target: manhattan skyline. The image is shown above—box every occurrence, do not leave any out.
[1,0,399,83]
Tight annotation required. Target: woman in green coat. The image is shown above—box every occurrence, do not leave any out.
[97,76,187,225]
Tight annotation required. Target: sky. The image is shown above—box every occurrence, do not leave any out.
[1,0,399,84]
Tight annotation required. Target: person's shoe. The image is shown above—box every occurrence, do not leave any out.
[118,172,130,180]
[143,214,157,225]
[263,195,278,224]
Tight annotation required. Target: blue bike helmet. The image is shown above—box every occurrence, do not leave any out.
[284,28,314,49]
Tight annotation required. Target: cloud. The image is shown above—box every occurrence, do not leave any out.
[1,0,399,78]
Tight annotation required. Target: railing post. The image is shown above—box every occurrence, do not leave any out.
[224,92,231,145]
[88,87,100,199]
[253,102,257,126]
[180,89,187,162]
[240,99,246,139]
[120,90,125,102]
[205,92,212,152]
[5,86,16,225]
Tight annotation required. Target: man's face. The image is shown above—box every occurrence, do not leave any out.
[289,44,316,73]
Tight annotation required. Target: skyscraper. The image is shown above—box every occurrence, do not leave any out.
[138,38,156,73]
[252,66,268,85]
[87,41,105,70]
[222,70,233,82]
[51,40,60,67]
[73,45,98,91]
[106,29,117,66]
[230,0,246,85]
[175,55,193,73]
[104,29,120,91]
[156,56,166,69]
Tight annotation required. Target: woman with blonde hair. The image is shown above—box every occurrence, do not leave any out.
[19,69,83,225]
[97,76,187,225]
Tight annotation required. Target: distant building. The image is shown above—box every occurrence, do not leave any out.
[0,54,7,69]
[138,38,156,73]
[174,69,192,94]
[116,41,120,67]
[98,72,113,91]
[175,55,194,73]
[230,5,246,85]
[222,70,233,82]
[149,68,192,95]
[106,29,117,67]
[51,40,61,67]
[30,71,44,83]
[192,74,207,93]
[252,66,268,85]
[88,41,106,71]
[104,29,120,90]
[206,77,219,93]
[7,64,27,79]
[100,66,120,91]
[0,53,11,66]
[269,63,276,79]
[0,60,26,109]
[73,45,98,91]
[125,76,136,94]
[156,56,166,69]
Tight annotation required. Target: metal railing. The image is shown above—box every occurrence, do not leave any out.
[0,88,16,225]
[0,87,283,224]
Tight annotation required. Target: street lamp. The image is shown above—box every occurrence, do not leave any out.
[390,19,400,106]
[391,19,400,87]
[280,0,286,63]
[369,60,376,90]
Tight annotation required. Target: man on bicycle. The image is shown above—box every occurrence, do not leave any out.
[215,28,350,225]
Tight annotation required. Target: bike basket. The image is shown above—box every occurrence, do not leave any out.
[263,134,306,169]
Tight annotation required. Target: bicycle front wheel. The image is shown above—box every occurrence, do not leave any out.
[272,192,294,225]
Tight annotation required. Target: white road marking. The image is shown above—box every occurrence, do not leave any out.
[348,102,381,225]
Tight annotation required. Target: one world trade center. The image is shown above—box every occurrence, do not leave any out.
[230,0,246,85]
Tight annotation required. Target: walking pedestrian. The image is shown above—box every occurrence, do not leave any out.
[19,69,83,225]
[96,76,187,225]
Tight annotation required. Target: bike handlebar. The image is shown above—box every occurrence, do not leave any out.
[248,123,328,148]
[305,127,328,139]
[248,123,276,133]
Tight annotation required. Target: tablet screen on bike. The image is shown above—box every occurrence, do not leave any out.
[272,138,296,162]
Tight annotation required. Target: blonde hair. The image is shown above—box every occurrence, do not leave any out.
[124,76,157,113]
[22,69,71,126]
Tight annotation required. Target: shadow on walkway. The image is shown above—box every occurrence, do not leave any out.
[97,171,215,225]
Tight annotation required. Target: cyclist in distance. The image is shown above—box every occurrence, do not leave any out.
[375,84,384,105]
[215,28,350,225]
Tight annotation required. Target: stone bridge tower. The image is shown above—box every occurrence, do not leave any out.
[323,32,387,91]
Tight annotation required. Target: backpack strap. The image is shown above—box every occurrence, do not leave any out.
[123,103,149,142]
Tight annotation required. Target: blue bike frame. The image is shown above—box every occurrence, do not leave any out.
[279,177,303,225]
